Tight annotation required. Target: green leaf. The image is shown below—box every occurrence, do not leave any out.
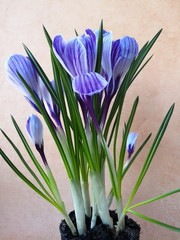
[95,20,103,73]
[128,209,180,232]
[23,44,59,106]
[117,97,139,190]
[1,128,55,201]
[128,188,180,209]
[10,117,50,185]
[17,72,74,179]
[124,104,175,211]
[43,25,52,47]
[122,133,152,178]
[0,148,65,214]
[104,30,162,139]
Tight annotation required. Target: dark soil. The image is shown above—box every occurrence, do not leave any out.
[59,210,140,240]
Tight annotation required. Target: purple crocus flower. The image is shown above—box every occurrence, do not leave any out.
[26,114,43,149]
[26,114,48,166]
[126,132,138,159]
[53,29,111,131]
[6,54,41,112]
[106,36,139,97]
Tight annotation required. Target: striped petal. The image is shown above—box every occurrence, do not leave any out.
[107,36,138,96]
[101,31,112,82]
[126,132,138,158]
[72,72,107,96]
[26,114,43,148]
[65,38,88,77]
[6,54,41,111]
[6,54,40,98]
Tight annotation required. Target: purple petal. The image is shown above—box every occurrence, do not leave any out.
[53,35,69,73]
[101,31,112,82]
[82,29,97,71]
[6,54,41,99]
[72,72,107,96]
[64,38,88,77]
[107,36,138,96]
[126,132,138,158]
[26,114,43,147]
[53,30,97,78]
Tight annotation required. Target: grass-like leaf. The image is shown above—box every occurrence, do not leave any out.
[128,188,180,210]
[122,133,152,178]
[104,30,162,139]
[124,104,175,211]
[0,128,55,201]
[0,149,65,214]
[128,209,180,232]
[17,72,73,179]
[117,97,139,191]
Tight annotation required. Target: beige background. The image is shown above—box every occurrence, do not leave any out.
[0,0,180,239]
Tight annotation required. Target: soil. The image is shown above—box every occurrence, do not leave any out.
[59,210,140,240]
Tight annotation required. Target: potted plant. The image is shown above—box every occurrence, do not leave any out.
[1,21,179,239]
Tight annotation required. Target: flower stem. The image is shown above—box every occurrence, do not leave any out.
[81,181,91,217]
[70,180,86,235]
[91,171,113,228]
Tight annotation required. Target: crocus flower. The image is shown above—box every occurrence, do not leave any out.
[53,29,112,96]
[6,54,41,112]
[106,36,139,97]
[53,29,111,130]
[26,114,43,149]
[26,114,48,166]
[126,132,138,159]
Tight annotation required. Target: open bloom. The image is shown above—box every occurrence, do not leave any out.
[53,29,139,131]
[6,54,41,111]
[53,29,111,98]
[126,132,138,158]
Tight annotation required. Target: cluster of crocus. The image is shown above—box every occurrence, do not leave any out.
[1,22,179,237]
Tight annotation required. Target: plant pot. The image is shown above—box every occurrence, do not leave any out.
[59,210,140,240]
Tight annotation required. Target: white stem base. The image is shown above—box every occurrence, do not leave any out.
[91,172,113,228]
[71,180,86,235]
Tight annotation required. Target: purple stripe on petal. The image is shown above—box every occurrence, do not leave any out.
[65,38,88,77]
[107,36,138,96]
[26,114,43,148]
[101,31,112,82]
[126,132,138,158]
[72,72,107,96]
[53,35,75,78]
[6,54,40,99]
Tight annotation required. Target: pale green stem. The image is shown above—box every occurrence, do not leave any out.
[46,167,62,205]
[70,180,86,235]
[115,198,125,232]
[81,181,91,217]
[107,188,113,208]
[91,184,98,228]
[91,172,113,228]
[46,168,77,235]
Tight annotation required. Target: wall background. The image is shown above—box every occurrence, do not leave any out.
[0,0,179,239]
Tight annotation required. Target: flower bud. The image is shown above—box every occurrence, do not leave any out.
[26,114,43,149]
[126,132,138,158]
